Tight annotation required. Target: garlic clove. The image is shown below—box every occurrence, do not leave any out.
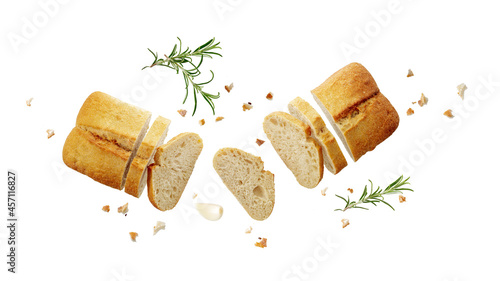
[195,203,223,221]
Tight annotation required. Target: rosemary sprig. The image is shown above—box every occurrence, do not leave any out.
[142,37,222,115]
[334,175,412,212]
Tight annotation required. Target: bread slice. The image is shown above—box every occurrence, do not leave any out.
[124,116,171,198]
[263,111,323,188]
[311,63,399,161]
[288,97,347,174]
[147,133,203,211]
[76,91,152,189]
[213,148,275,221]
[62,127,130,189]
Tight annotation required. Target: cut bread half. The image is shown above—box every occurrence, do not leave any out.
[62,127,130,189]
[75,91,152,189]
[213,148,275,220]
[124,116,171,198]
[147,133,203,211]
[311,63,399,161]
[263,111,323,188]
[288,97,347,174]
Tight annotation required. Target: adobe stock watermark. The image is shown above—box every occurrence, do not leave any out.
[384,74,499,182]
[212,0,244,21]
[339,0,411,61]
[109,267,134,281]
[281,234,340,281]
[7,0,70,54]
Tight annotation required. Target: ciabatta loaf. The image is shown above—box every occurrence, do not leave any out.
[213,148,275,221]
[311,63,399,161]
[124,116,171,198]
[288,97,347,174]
[148,133,203,211]
[263,111,323,189]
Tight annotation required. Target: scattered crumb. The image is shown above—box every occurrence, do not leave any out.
[245,226,253,234]
[255,237,267,248]
[242,102,253,111]
[341,219,350,229]
[443,109,454,118]
[407,108,414,116]
[321,187,328,196]
[347,188,353,194]
[192,193,198,199]
[117,203,128,214]
[225,82,234,93]
[417,93,428,107]
[215,116,224,122]
[102,205,110,212]
[457,83,467,100]
[199,119,205,126]
[256,139,265,146]
[177,109,187,117]
[266,92,274,100]
[46,129,55,139]
[407,69,414,77]
[399,195,406,203]
[153,221,166,235]
[412,101,416,105]
[129,232,138,242]
[26,97,33,106]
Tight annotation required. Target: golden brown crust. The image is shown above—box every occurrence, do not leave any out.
[311,63,379,121]
[62,127,129,190]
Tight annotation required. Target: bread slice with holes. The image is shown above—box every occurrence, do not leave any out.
[288,97,347,175]
[311,63,399,161]
[263,111,323,188]
[147,133,203,211]
[124,116,171,198]
[213,148,275,220]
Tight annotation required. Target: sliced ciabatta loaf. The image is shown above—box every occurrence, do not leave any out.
[124,116,171,198]
[75,91,152,188]
[288,97,347,175]
[213,148,275,221]
[311,63,399,161]
[263,111,323,189]
[62,127,130,189]
[148,133,203,211]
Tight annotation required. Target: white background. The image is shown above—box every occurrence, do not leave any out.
[1,0,500,280]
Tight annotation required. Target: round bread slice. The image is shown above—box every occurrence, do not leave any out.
[288,97,347,175]
[147,133,203,211]
[213,148,275,221]
[263,111,323,188]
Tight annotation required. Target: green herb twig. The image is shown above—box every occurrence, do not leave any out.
[142,37,222,115]
[334,175,412,212]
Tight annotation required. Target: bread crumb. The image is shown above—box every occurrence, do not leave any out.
[129,232,138,242]
[412,101,417,104]
[177,109,187,117]
[117,203,128,214]
[192,193,198,199]
[255,237,267,248]
[102,205,110,212]
[46,129,55,139]
[199,119,205,126]
[347,188,353,194]
[215,116,224,122]
[399,195,406,203]
[341,219,350,228]
[153,221,166,235]
[225,82,234,93]
[443,109,454,118]
[242,102,253,111]
[457,83,467,100]
[245,226,253,234]
[407,69,414,77]
[417,93,428,107]
[266,92,274,100]
[321,187,328,196]
[256,139,265,146]
[26,97,33,106]
[407,108,414,116]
